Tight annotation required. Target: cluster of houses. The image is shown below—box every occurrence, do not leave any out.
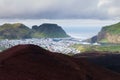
[0,38,81,54]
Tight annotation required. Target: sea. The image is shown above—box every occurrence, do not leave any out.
[63,26,101,40]
[0,19,119,40]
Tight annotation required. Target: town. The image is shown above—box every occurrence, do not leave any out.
[0,38,82,54]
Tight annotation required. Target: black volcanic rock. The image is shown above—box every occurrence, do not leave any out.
[85,35,98,43]
[32,25,38,30]
[32,23,69,38]
[0,44,120,80]
[74,52,120,73]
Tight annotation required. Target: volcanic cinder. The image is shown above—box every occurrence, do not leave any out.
[0,44,120,80]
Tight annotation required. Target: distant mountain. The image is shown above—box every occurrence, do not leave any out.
[0,44,120,80]
[32,23,69,38]
[0,23,31,39]
[88,22,120,43]
[0,23,69,39]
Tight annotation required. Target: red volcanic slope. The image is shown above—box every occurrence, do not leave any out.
[0,44,120,80]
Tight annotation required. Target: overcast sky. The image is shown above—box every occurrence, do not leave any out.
[0,0,120,20]
[0,0,120,39]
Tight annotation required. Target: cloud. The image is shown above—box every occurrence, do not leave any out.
[97,0,120,19]
[0,0,119,19]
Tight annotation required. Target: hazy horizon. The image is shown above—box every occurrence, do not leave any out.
[0,19,119,39]
[0,0,119,39]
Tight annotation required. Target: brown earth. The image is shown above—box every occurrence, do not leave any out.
[0,44,120,80]
[74,52,120,73]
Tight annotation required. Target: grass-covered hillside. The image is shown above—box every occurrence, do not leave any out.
[102,22,120,34]
[0,23,31,39]
[88,22,120,43]
[32,23,69,38]
[0,23,69,39]
[97,22,120,43]
[71,44,120,53]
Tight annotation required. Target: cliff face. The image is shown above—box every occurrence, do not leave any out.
[0,23,69,39]
[32,23,69,38]
[98,31,120,43]
[89,22,120,43]
[85,35,98,43]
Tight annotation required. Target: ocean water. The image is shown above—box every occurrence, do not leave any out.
[62,26,102,40]
[0,19,118,40]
